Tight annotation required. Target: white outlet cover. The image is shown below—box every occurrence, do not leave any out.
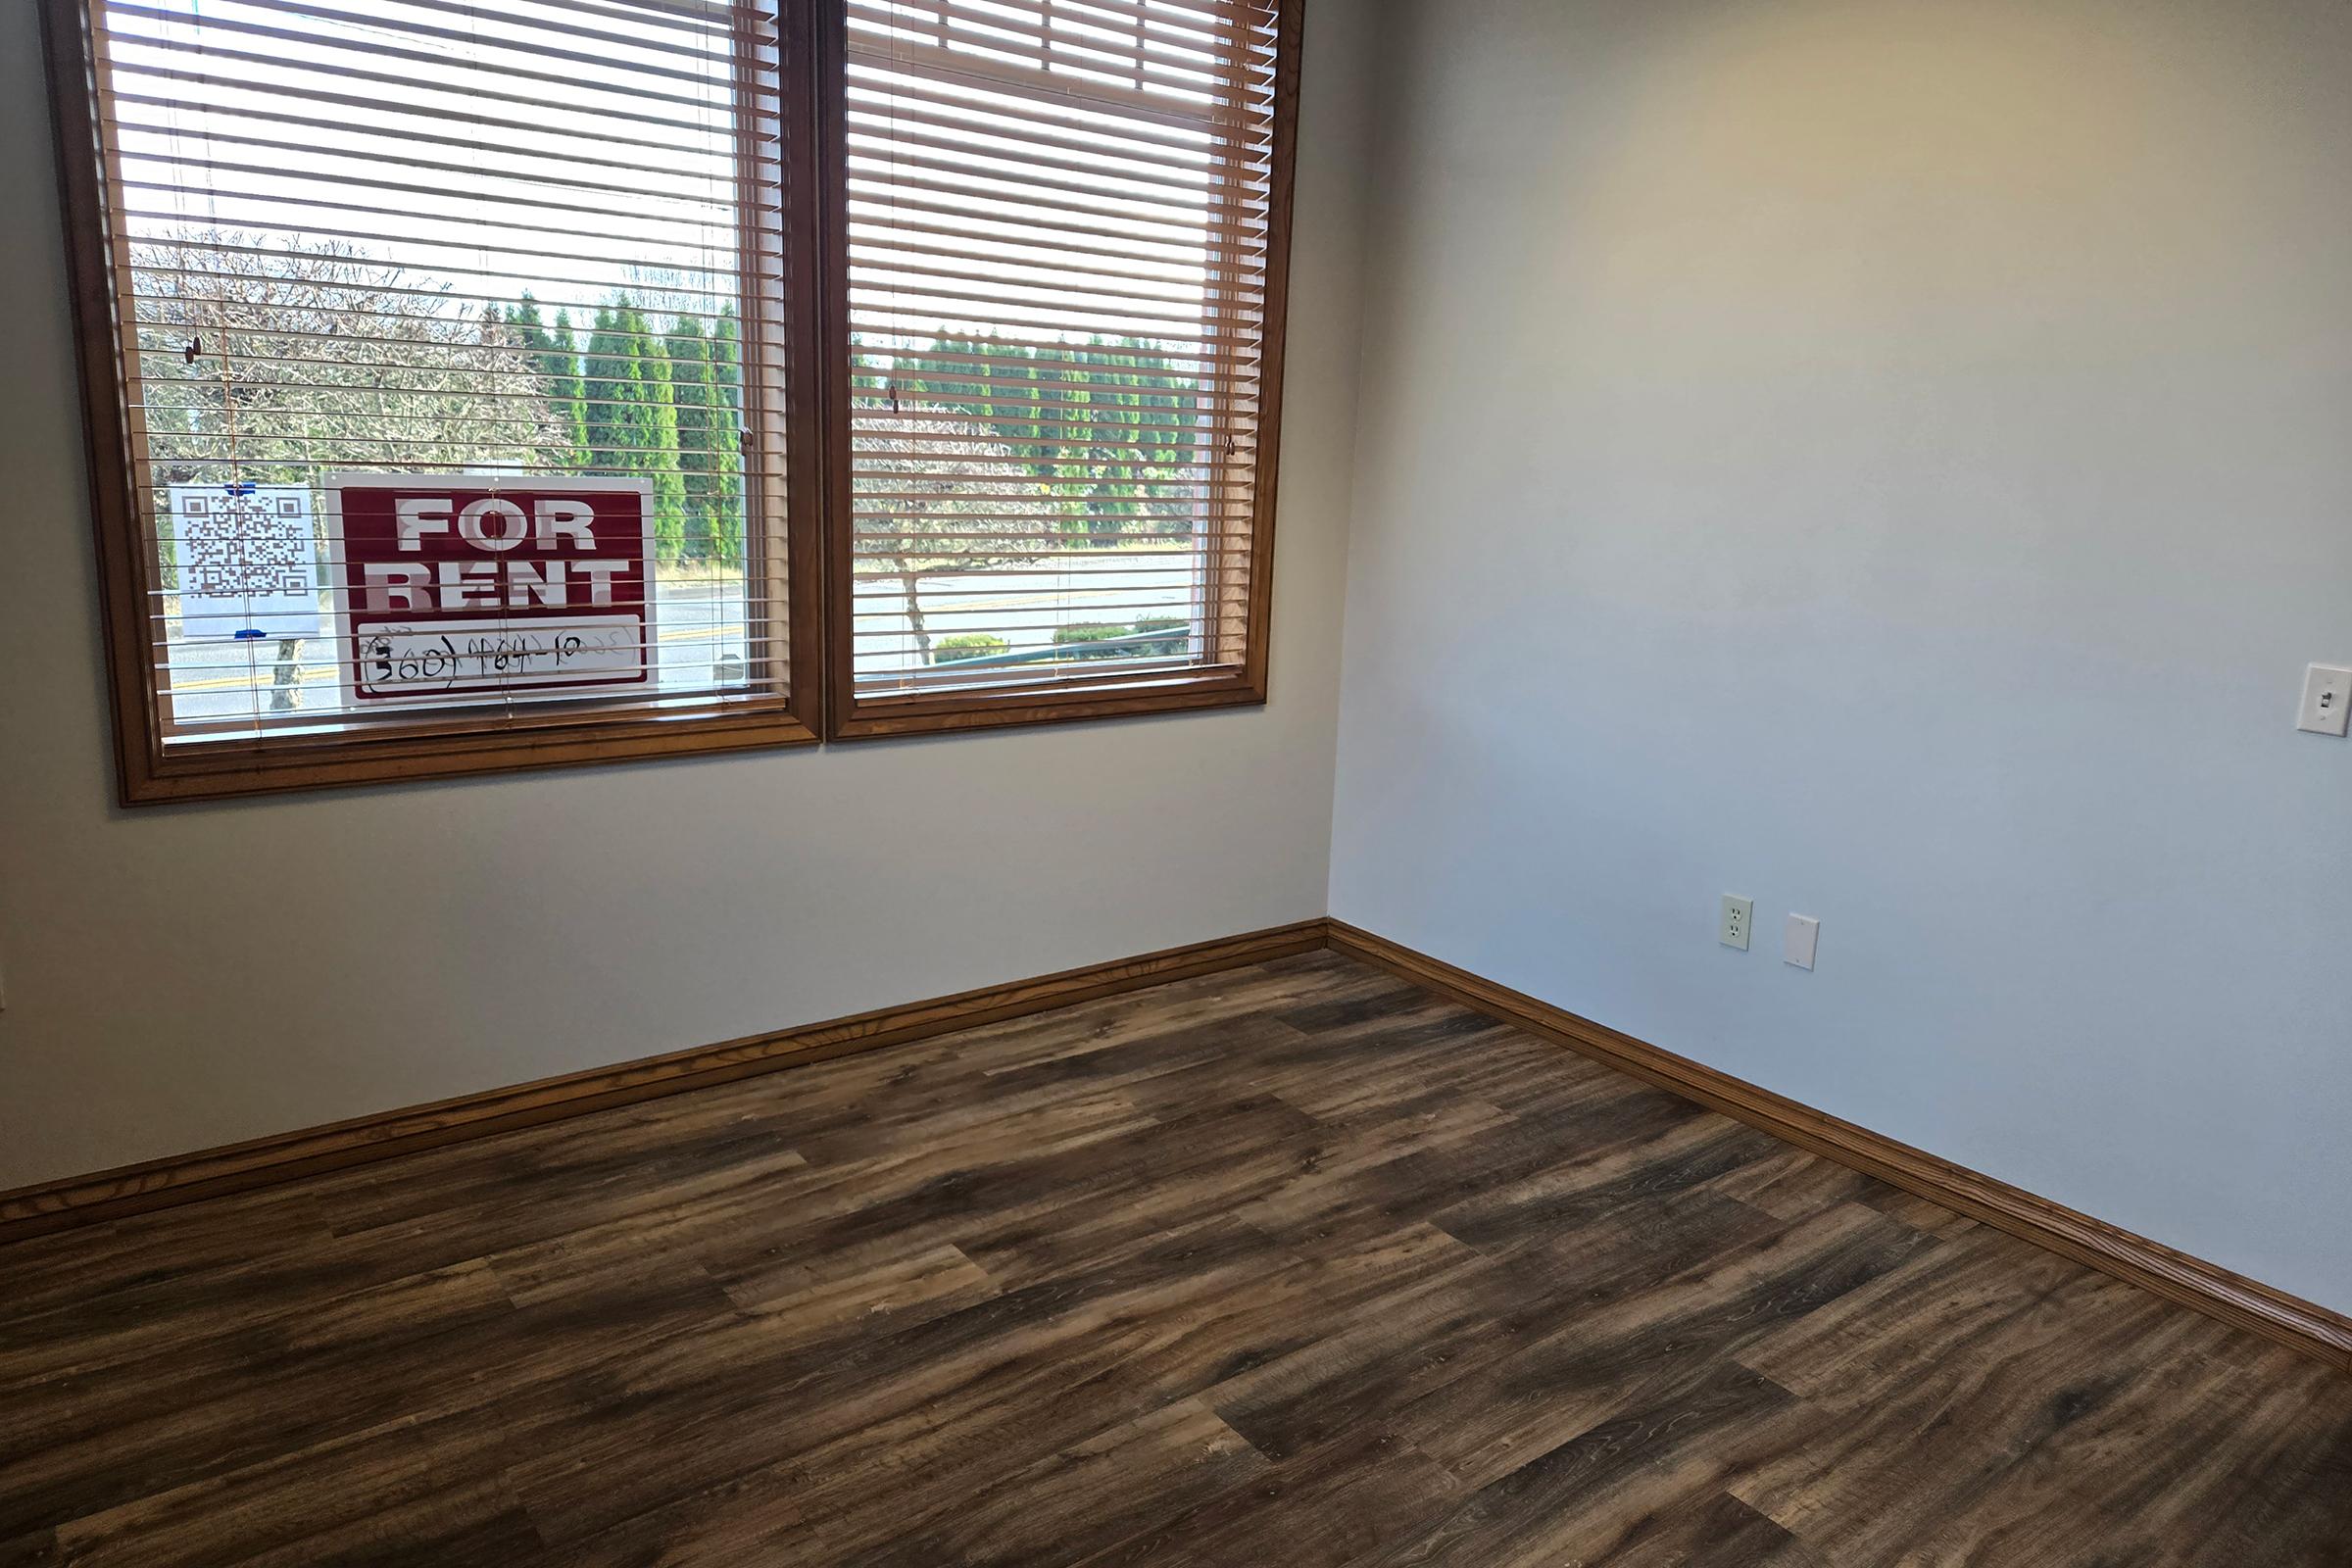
[2298,663,2352,737]
[1720,895,1753,952]
[1785,913,1820,970]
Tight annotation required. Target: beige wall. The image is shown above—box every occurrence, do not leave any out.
[0,1,1375,1190]
[1329,0,2352,1311]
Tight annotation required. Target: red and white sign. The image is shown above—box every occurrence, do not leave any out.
[325,473,657,706]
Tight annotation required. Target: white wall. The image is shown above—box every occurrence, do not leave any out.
[1331,0,2352,1311]
[0,0,1376,1191]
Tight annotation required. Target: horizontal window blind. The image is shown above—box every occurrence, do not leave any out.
[74,0,794,743]
[842,0,1282,697]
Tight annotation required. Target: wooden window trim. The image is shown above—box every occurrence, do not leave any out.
[39,0,829,805]
[810,0,1303,743]
[41,0,1302,795]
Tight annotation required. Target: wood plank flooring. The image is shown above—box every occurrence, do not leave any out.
[3,951,2347,1565]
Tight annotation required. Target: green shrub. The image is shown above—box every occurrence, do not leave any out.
[933,633,1009,665]
[1053,622,1132,661]
[1130,617,1189,658]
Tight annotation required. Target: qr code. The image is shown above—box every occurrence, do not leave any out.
[176,490,314,599]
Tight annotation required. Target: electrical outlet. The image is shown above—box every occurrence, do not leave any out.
[1719,895,1753,951]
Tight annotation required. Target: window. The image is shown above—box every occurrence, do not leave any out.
[823,0,1298,736]
[45,0,1298,796]
[44,0,821,799]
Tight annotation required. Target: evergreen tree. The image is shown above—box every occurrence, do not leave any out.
[887,335,1200,541]
[706,310,745,566]
[664,316,714,562]
[617,302,687,562]
[1054,337,1195,533]
[580,296,688,562]
[509,293,587,469]
[666,314,746,566]
[546,310,587,466]
[712,310,744,417]
[581,305,628,473]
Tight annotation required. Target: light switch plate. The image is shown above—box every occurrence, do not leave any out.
[1784,913,1820,970]
[2297,664,2352,737]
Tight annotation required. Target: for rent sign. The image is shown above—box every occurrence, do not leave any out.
[325,474,657,706]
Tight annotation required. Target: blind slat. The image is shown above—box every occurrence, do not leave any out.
[843,134,1265,220]
[106,40,757,139]
[115,132,751,213]
[107,2,766,111]
[114,170,768,239]
[843,184,1264,257]
[846,166,1260,242]
[840,74,1244,172]
[846,250,1258,311]
[109,100,738,180]
[104,58,761,145]
[114,213,776,285]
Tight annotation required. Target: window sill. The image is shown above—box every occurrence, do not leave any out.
[828,666,1267,741]
[118,701,818,805]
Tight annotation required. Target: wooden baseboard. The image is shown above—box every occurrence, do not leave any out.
[0,920,1329,1245]
[1326,919,2352,1376]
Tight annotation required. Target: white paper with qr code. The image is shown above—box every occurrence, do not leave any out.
[168,484,322,640]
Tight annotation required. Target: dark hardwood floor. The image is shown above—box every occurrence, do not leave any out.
[4,951,2348,1566]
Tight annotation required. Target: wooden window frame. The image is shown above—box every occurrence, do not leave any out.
[810,0,1304,742]
[39,0,829,804]
[41,0,1301,797]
